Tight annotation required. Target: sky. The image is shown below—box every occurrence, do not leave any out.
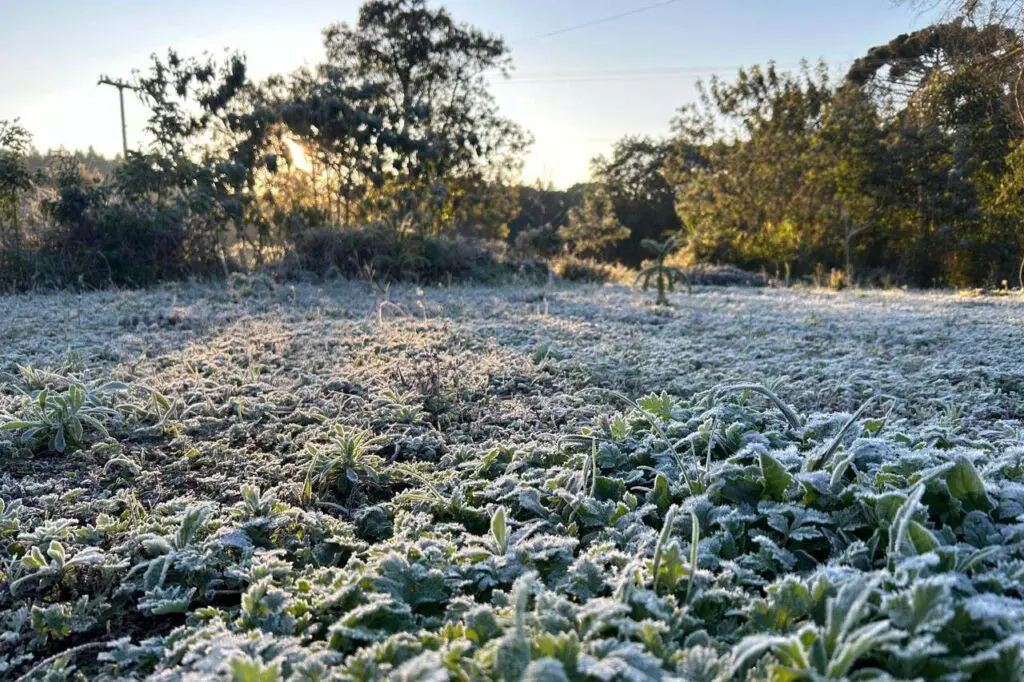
[2,0,942,188]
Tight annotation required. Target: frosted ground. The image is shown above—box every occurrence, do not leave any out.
[4,281,1023,451]
[3,280,1024,680]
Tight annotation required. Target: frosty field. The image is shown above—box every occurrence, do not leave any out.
[2,281,1024,681]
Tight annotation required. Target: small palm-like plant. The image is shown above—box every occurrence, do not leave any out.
[634,236,690,305]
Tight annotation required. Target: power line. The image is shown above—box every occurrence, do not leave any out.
[511,0,686,45]
[490,63,807,84]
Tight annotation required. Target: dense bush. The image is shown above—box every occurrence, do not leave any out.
[513,224,563,259]
[286,224,517,284]
[0,161,222,291]
[682,264,769,288]
[551,255,617,284]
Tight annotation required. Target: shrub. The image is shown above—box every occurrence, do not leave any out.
[679,264,769,288]
[513,225,562,259]
[552,255,614,283]
[1,381,127,454]
[0,159,220,290]
[286,224,512,284]
[665,249,768,288]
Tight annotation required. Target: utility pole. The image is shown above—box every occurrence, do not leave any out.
[97,76,134,158]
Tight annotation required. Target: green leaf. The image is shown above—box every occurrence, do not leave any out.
[759,452,794,501]
[686,511,700,604]
[907,520,939,554]
[945,456,994,512]
[23,545,48,568]
[491,505,508,555]
[888,485,924,561]
[651,472,671,512]
[46,539,67,564]
[637,392,674,422]
[228,656,282,682]
[652,505,677,592]
[0,420,35,430]
[67,416,84,445]
[175,507,207,548]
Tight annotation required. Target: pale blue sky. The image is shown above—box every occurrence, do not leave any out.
[3,1,940,187]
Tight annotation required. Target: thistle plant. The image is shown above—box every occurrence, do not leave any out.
[1,381,127,453]
[634,236,690,305]
[302,425,387,502]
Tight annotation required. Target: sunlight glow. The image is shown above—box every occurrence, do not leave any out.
[284,137,313,173]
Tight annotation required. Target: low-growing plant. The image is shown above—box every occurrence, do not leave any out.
[302,425,388,503]
[731,577,902,680]
[4,299,1024,682]
[10,539,106,597]
[1,381,127,453]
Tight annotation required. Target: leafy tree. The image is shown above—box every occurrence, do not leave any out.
[665,62,837,277]
[590,136,682,266]
[320,0,529,236]
[0,119,33,237]
[849,21,1023,285]
[659,20,1024,288]
[559,185,630,259]
[635,236,690,304]
[508,182,582,240]
[127,49,283,263]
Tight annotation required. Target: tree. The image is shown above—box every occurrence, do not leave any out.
[0,119,33,238]
[665,61,838,276]
[276,64,393,227]
[590,136,682,266]
[559,185,630,259]
[129,49,282,262]
[896,2,1024,133]
[848,21,1023,285]
[320,0,529,235]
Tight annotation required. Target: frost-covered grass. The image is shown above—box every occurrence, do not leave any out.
[1,280,1024,680]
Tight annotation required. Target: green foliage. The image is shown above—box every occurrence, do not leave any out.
[0,119,33,236]
[1,0,531,290]
[303,425,387,503]
[589,136,682,267]
[558,185,630,259]
[317,0,529,237]
[1,381,127,454]
[287,224,514,284]
[635,236,690,304]
[660,21,1024,288]
[513,224,563,259]
[2,375,1024,680]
